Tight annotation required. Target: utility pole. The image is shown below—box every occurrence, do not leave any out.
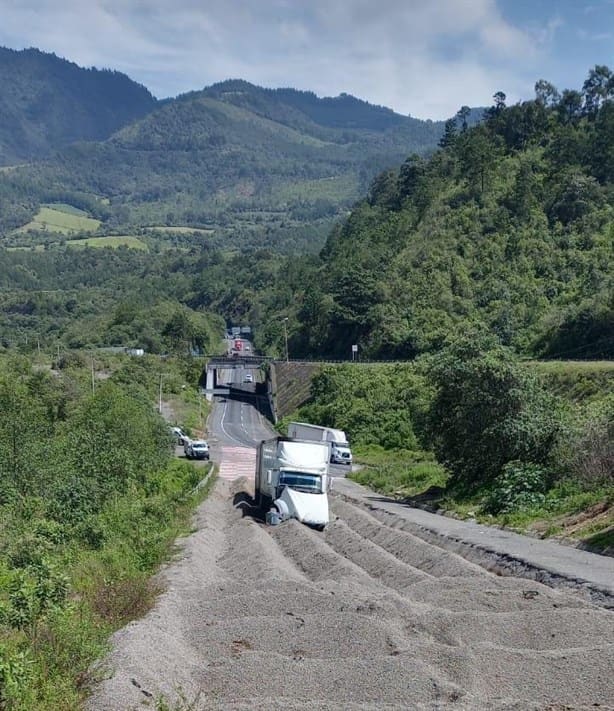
[282,317,289,362]
[91,358,95,395]
[158,373,163,414]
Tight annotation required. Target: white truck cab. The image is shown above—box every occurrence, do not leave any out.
[255,437,331,530]
[287,422,353,466]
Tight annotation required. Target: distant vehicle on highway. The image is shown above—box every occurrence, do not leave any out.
[244,372,253,383]
[288,422,353,465]
[184,439,210,460]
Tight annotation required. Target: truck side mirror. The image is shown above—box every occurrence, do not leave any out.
[266,469,272,484]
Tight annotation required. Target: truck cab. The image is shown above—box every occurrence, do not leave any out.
[255,437,331,530]
[330,441,352,465]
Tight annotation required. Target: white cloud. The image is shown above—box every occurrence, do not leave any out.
[0,0,554,117]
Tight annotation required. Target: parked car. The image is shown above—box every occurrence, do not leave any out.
[184,439,210,460]
[170,426,189,445]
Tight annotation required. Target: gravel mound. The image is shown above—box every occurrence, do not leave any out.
[87,479,614,710]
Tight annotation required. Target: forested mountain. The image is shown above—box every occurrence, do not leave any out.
[182,69,613,362]
[0,47,157,165]
[197,80,432,133]
[0,64,452,252]
[1,50,611,363]
[1,70,611,361]
[274,70,614,360]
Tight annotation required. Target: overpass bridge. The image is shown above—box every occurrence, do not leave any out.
[202,355,270,398]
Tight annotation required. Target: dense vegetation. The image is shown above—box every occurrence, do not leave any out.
[0,47,156,165]
[0,248,224,354]
[270,68,614,361]
[288,339,612,544]
[0,56,453,252]
[0,353,211,709]
[0,69,612,367]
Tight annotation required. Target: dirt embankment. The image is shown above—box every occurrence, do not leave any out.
[87,479,614,710]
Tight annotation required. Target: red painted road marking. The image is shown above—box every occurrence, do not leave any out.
[218,446,256,481]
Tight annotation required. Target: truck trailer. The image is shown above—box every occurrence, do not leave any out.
[287,422,353,466]
[255,437,331,530]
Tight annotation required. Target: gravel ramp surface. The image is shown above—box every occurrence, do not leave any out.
[86,477,614,710]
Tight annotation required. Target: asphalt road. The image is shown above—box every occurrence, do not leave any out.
[87,358,614,710]
[209,363,351,476]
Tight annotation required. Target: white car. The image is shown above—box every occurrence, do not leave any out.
[170,426,188,445]
[184,439,210,460]
[244,373,253,383]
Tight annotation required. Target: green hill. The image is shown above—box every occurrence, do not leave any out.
[0,47,156,165]
[0,72,452,252]
[217,69,613,362]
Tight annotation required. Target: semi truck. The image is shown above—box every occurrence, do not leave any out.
[287,422,353,466]
[255,436,331,530]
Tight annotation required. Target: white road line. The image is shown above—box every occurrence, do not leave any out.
[219,398,246,447]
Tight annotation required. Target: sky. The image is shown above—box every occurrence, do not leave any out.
[0,0,612,120]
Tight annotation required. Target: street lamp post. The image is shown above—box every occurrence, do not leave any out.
[282,317,289,362]
[158,373,163,414]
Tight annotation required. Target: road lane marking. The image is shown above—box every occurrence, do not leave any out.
[218,446,256,481]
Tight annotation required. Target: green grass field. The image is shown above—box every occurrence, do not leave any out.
[41,202,89,216]
[16,206,101,234]
[528,360,614,402]
[148,226,215,235]
[66,236,148,250]
[275,174,359,203]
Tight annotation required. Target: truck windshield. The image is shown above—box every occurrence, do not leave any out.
[279,472,323,493]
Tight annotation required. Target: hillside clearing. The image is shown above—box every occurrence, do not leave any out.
[15,205,101,234]
[66,235,148,249]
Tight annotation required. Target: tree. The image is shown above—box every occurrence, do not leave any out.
[457,106,471,132]
[492,91,507,115]
[534,79,560,108]
[557,89,583,124]
[438,118,458,148]
[457,125,497,194]
[582,64,612,118]
[427,335,561,491]
[398,155,426,200]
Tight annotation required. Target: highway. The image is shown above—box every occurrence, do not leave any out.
[87,354,614,711]
[208,359,351,477]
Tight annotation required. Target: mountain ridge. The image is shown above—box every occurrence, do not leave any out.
[0,46,469,252]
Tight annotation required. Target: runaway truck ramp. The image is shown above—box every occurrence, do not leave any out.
[333,477,614,607]
[87,480,614,711]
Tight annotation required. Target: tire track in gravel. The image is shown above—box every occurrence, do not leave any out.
[87,478,614,711]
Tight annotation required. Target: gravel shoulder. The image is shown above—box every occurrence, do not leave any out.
[332,477,614,605]
[87,473,614,711]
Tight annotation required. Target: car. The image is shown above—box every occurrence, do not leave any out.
[170,426,189,445]
[244,372,253,383]
[184,439,210,460]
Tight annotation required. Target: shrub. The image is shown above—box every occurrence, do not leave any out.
[563,395,614,485]
[482,461,549,514]
[0,644,33,708]
[427,334,563,491]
